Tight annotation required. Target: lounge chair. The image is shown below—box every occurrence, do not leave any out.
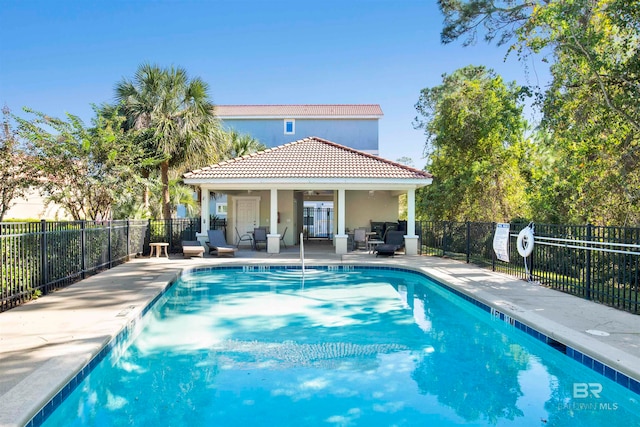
[207,229,238,257]
[181,240,205,258]
[374,230,405,257]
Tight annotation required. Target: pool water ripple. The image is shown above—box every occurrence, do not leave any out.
[40,268,640,427]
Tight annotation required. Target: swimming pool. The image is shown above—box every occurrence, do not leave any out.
[38,266,640,426]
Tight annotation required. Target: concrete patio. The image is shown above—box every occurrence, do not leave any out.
[1,246,639,426]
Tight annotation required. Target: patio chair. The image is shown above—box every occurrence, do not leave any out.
[253,227,268,251]
[235,227,253,248]
[353,228,367,250]
[207,229,238,257]
[374,230,405,257]
[279,226,288,248]
[384,222,398,236]
[370,222,385,241]
[181,240,205,258]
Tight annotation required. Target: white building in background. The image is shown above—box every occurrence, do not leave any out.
[3,189,71,220]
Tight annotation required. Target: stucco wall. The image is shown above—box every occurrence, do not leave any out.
[221,118,379,153]
[229,190,296,247]
[276,190,295,246]
[228,189,400,247]
[344,190,399,231]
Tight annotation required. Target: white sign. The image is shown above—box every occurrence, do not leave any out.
[493,223,510,262]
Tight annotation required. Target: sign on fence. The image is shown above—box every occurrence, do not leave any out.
[493,223,510,262]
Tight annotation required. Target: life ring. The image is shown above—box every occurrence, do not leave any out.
[517,226,534,257]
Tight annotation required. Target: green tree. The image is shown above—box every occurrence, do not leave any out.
[220,129,266,160]
[146,176,200,219]
[0,106,35,221]
[516,128,566,224]
[94,102,163,217]
[438,0,640,224]
[538,3,640,224]
[414,65,530,222]
[115,64,222,219]
[440,0,639,127]
[540,73,640,224]
[16,108,142,220]
[439,0,535,47]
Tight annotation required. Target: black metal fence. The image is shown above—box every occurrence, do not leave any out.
[419,221,640,314]
[0,218,200,312]
[148,218,202,250]
[3,218,639,315]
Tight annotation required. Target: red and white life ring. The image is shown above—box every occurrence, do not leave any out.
[516,226,535,257]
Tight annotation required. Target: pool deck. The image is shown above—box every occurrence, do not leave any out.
[1,246,640,426]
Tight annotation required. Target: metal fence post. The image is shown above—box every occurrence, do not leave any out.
[81,220,86,279]
[108,220,113,268]
[146,219,152,256]
[442,221,448,256]
[168,220,173,253]
[586,223,592,301]
[466,221,471,264]
[40,219,48,288]
[126,218,131,258]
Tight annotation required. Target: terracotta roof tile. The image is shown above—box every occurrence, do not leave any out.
[215,104,383,117]
[184,137,432,180]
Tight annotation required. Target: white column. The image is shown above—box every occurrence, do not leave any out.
[267,188,280,253]
[404,188,418,255]
[338,189,345,234]
[407,188,416,235]
[335,189,348,254]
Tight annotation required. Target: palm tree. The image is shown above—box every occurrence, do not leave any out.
[115,64,221,219]
[145,176,199,219]
[222,130,266,159]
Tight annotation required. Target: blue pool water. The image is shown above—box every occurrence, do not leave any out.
[40,267,640,426]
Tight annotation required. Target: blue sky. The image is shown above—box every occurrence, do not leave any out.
[0,0,549,169]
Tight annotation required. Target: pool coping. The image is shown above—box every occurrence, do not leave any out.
[1,255,639,426]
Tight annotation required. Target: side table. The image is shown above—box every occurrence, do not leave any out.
[149,242,169,258]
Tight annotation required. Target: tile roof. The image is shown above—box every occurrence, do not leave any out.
[183,137,432,181]
[215,104,383,118]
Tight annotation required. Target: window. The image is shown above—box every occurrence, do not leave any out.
[216,203,227,215]
[284,119,295,135]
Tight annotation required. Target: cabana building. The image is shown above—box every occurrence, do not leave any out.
[183,137,432,255]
